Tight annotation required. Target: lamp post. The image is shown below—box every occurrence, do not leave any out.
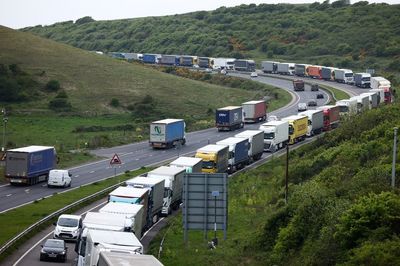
[2,108,7,152]
[392,127,398,188]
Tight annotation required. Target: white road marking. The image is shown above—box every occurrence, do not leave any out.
[6,194,12,197]
[24,189,30,193]
[0,183,10,188]
[74,175,79,178]
[141,217,165,241]
[89,171,95,174]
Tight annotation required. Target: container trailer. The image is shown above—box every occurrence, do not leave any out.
[298,110,324,137]
[195,144,229,173]
[317,105,340,131]
[215,106,244,131]
[321,67,336,81]
[370,77,392,104]
[259,121,289,152]
[242,100,267,123]
[216,137,250,173]
[307,65,322,79]
[169,156,202,173]
[281,115,308,144]
[149,119,186,149]
[234,60,256,72]
[235,130,264,162]
[262,61,279,73]
[277,63,295,75]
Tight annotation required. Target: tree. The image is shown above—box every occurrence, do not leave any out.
[75,16,95,25]
[45,80,61,91]
[110,98,120,107]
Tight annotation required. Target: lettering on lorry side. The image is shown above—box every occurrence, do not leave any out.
[234,113,239,121]
[30,154,43,164]
[154,126,162,135]
[298,124,307,131]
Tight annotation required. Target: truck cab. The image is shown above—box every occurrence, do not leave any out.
[195,144,229,173]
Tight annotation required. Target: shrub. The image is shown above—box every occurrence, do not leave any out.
[45,80,61,91]
[110,98,120,107]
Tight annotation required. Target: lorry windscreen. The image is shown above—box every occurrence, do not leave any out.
[202,161,215,169]
[339,106,349,113]
[264,132,274,139]
[345,73,353,77]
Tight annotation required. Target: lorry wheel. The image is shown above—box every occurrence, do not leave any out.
[181,139,186,145]
[152,214,159,225]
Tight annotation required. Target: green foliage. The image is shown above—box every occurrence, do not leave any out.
[109,98,120,107]
[48,90,72,111]
[45,79,61,91]
[75,16,95,25]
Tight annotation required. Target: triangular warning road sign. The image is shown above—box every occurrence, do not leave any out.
[110,153,122,165]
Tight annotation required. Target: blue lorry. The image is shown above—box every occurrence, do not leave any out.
[216,137,250,173]
[215,106,244,131]
[142,54,159,64]
[5,145,57,185]
[149,119,186,149]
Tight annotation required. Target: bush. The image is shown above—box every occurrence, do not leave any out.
[45,80,61,91]
[110,98,120,107]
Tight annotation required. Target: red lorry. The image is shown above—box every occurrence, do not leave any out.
[307,66,322,79]
[317,105,340,131]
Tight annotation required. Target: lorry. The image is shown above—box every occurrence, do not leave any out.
[149,119,186,149]
[77,229,143,266]
[293,79,305,91]
[369,88,385,105]
[242,100,267,123]
[360,92,378,109]
[354,73,371,88]
[262,61,279,73]
[317,105,340,131]
[213,58,236,70]
[234,60,256,72]
[335,98,358,116]
[259,120,289,152]
[281,115,308,145]
[216,137,250,173]
[98,252,163,266]
[82,212,131,233]
[99,202,145,239]
[142,54,160,64]
[298,110,324,137]
[160,55,180,65]
[125,176,165,227]
[235,130,264,162]
[321,67,336,81]
[195,144,229,173]
[370,77,392,104]
[180,56,194,67]
[277,63,295,75]
[5,146,57,185]
[169,156,202,173]
[307,65,322,79]
[108,186,149,204]
[351,95,370,113]
[334,69,354,84]
[147,166,185,216]
[198,57,211,68]
[295,64,309,77]
[215,106,244,131]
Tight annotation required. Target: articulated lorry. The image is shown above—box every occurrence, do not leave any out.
[235,130,264,162]
[160,55,180,65]
[259,120,289,152]
[180,56,194,66]
[99,202,144,239]
[321,67,336,81]
[295,64,310,77]
[336,98,358,116]
[126,176,165,227]
[98,252,163,266]
[370,77,392,104]
[277,63,295,75]
[360,92,378,109]
[149,119,186,149]
[147,166,185,216]
[317,105,340,131]
[5,146,57,185]
[298,110,324,137]
[213,58,235,70]
[77,229,142,266]
[216,106,244,131]
[242,100,267,123]
[334,69,354,84]
[281,115,308,145]
[307,65,322,79]
[195,144,229,173]
[351,94,370,113]
[169,156,202,173]
[293,79,305,91]
[262,61,279,73]
[234,60,255,72]
[82,212,131,233]
[216,137,250,173]
[354,73,371,88]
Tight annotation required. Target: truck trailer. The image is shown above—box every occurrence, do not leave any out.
[259,121,289,152]
[277,63,295,75]
[169,156,202,173]
[82,212,131,233]
[125,176,165,227]
[149,119,186,149]
[334,69,354,84]
[295,64,309,77]
[317,105,340,131]
[5,146,57,185]
[234,60,256,72]
[195,144,229,173]
[354,73,371,88]
[242,100,267,123]
[298,110,324,137]
[142,54,160,64]
[99,202,145,239]
[180,56,194,67]
[307,65,322,79]
[98,252,163,266]
[235,130,264,162]
[360,92,378,109]
[198,57,211,68]
[321,67,336,81]
[147,166,185,216]
[216,137,250,173]
[216,106,244,131]
[336,98,358,116]
[262,61,279,74]
[281,115,308,145]
[352,95,370,113]
[370,77,392,104]
[160,55,180,66]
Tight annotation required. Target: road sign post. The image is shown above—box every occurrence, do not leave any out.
[110,153,122,183]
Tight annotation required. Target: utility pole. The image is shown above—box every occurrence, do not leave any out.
[2,108,7,152]
[392,127,398,188]
[285,139,289,204]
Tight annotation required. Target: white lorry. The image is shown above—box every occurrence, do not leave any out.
[99,202,144,240]
[336,98,358,116]
[369,88,385,105]
[334,69,354,84]
[213,58,236,70]
[146,166,185,216]
[169,156,202,173]
[262,61,279,73]
[354,73,371,88]
[298,110,324,137]
[98,252,163,266]
[277,62,295,75]
[83,212,130,232]
[259,120,289,152]
[126,176,165,227]
[78,229,142,266]
[235,130,264,162]
[351,95,369,113]
[360,92,379,109]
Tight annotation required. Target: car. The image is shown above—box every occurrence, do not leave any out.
[220,69,227,75]
[298,103,308,112]
[47,169,72,188]
[40,239,67,262]
[250,72,258,78]
[204,68,212,73]
[308,100,317,107]
[311,83,319,91]
[316,93,324,99]
[53,214,82,242]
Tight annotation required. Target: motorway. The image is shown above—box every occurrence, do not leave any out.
[0,73,369,213]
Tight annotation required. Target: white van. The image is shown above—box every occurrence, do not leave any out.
[54,214,82,242]
[48,169,71,188]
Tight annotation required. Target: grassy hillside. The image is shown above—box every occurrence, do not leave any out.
[22,2,400,81]
[148,103,400,265]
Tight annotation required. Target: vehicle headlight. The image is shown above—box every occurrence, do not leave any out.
[40,249,46,254]
[61,251,66,255]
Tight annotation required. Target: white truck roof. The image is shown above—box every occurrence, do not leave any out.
[260,120,288,127]
[217,137,247,146]
[281,115,307,121]
[242,100,265,105]
[148,166,185,177]
[235,130,263,138]
[299,109,323,116]
[8,145,54,153]
[109,186,148,198]
[126,176,165,187]
[100,202,144,215]
[196,144,228,153]
[152,119,183,124]
[217,106,241,111]
[83,212,127,230]
[88,229,142,248]
[99,252,163,266]
[170,157,202,167]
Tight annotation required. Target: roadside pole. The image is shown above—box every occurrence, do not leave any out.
[392,127,398,188]
[285,139,289,204]
[110,153,122,183]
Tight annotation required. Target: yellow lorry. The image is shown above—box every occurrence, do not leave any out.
[281,115,308,145]
[195,144,229,173]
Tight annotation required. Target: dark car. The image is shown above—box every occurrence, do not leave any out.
[311,83,319,91]
[316,93,324,99]
[308,100,317,107]
[40,239,67,262]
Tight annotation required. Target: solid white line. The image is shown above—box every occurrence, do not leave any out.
[89,171,95,174]
[13,201,107,266]
[0,183,10,188]
[74,175,79,178]
[6,194,12,197]
[141,217,165,241]
[24,189,30,193]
